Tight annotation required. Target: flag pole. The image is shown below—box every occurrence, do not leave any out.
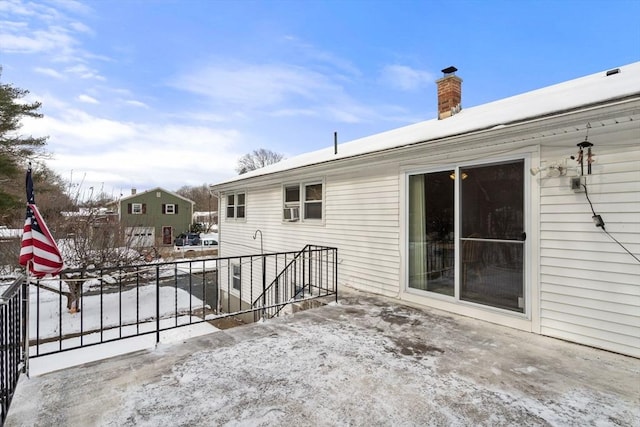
[23,261,31,377]
[19,162,64,377]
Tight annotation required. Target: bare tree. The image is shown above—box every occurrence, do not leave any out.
[236,148,284,174]
[175,184,217,211]
[56,208,144,312]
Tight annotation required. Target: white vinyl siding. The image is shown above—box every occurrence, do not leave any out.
[324,170,400,296]
[214,96,640,357]
[539,142,640,357]
[219,165,400,298]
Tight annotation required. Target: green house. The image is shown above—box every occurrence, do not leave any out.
[118,188,194,246]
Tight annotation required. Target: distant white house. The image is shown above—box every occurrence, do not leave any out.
[210,63,640,357]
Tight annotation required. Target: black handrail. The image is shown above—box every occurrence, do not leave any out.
[251,244,311,309]
[1,275,27,426]
[24,246,337,360]
[252,245,337,320]
[0,246,338,423]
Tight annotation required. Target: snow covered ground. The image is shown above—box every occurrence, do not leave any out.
[26,272,218,371]
[6,288,639,427]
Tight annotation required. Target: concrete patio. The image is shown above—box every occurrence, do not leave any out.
[6,288,640,426]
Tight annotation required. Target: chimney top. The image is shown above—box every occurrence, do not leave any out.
[436,66,462,120]
[441,66,458,76]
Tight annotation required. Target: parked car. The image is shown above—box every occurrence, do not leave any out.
[200,234,218,247]
[174,233,201,246]
[174,233,219,256]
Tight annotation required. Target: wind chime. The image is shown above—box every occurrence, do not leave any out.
[576,123,595,175]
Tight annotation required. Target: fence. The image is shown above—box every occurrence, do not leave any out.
[253,245,338,320]
[1,276,27,426]
[28,245,338,358]
[0,246,336,423]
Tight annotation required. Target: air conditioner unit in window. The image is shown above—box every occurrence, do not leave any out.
[283,207,300,221]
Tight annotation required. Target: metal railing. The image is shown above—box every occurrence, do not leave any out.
[1,276,27,426]
[27,246,338,358]
[0,245,337,422]
[252,245,338,321]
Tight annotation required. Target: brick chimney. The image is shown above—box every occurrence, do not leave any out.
[436,66,462,120]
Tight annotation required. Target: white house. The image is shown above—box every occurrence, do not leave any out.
[210,62,640,357]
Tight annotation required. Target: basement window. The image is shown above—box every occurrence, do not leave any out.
[232,263,241,291]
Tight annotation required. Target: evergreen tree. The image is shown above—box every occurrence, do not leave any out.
[0,66,48,220]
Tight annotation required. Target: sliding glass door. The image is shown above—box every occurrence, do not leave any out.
[408,159,526,313]
[408,170,455,296]
[459,160,525,312]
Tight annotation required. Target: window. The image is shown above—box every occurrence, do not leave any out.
[232,263,241,291]
[236,193,246,219]
[128,203,146,215]
[226,192,246,220]
[283,181,323,221]
[304,183,322,220]
[407,159,526,313]
[162,204,177,214]
[226,194,235,218]
[283,185,300,221]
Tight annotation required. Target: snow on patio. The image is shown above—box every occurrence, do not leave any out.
[7,289,639,426]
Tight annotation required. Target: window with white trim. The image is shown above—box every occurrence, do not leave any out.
[282,181,323,221]
[407,158,526,313]
[226,192,246,220]
[232,263,241,291]
[131,203,143,214]
[163,204,176,214]
[283,184,300,221]
[304,183,322,220]
[236,193,246,219]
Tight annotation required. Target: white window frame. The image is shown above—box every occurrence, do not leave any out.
[283,184,301,222]
[232,263,241,291]
[236,192,246,219]
[282,180,324,223]
[403,153,532,319]
[132,203,143,215]
[225,191,246,221]
[303,181,323,221]
[165,204,176,214]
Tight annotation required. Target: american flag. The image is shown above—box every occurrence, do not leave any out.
[19,166,64,278]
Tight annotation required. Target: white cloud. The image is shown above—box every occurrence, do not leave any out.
[124,100,149,109]
[22,108,244,194]
[379,65,434,91]
[35,67,65,79]
[172,60,389,125]
[281,35,362,78]
[25,109,135,145]
[65,64,104,80]
[49,0,93,15]
[0,0,37,17]
[0,0,94,65]
[78,94,98,104]
[69,20,92,34]
[0,24,78,55]
[174,62,335,107]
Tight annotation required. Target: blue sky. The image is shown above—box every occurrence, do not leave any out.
[1,0,638,200]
